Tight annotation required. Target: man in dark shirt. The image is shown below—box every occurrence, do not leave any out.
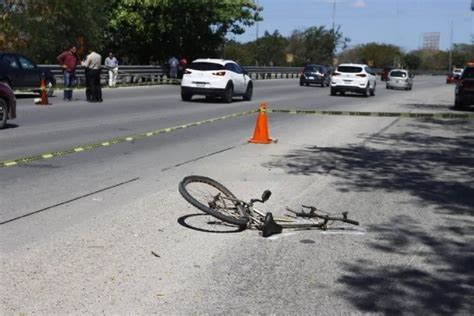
[57,45,79,101]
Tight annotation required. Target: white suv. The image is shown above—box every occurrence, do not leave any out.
[330,63,376,97]
[181,58,253,103]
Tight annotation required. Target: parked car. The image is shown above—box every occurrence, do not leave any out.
[380,66,394,81]
[447,68,463,84]
[330,63,377,97]
[0,52,56,96]
[0,82,17,129]
[454,64,474,109]
[386,69,413,90]
[181,58,252,103]
[299,64,331,87]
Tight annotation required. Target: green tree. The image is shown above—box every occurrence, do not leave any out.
[451,43,474,68]
[403,52,422,70]
[250,30,288,66]
[108,0,261,64]
[338,43,403,68]
[286,26,348,66]
[222,40,253,65]
[0,0,109,63]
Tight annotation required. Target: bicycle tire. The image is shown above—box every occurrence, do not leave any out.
[179,175,249,226]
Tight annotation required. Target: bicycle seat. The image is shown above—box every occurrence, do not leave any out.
[261,212,283,237]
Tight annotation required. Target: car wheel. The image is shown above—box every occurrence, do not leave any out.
[222,83,233,103]
[243,82,253,101]
[386,84,389,89]
[181,91,192,101]
[330,87,337,96]
[370,83,375,96]
[363,84,369,97]
[454,98,462,109]
[0,98,8,129]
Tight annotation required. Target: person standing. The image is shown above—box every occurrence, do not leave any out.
[82,48,103,102]
[168,56,179,79]
[57,45,79,101]
[178,56,188,79]
[104,52,119,87]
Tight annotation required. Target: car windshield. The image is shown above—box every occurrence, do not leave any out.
[337,66,362,73]
[305,66,321,72]
[390,71,407,78]
[188,62,224,71]
[462,68,474,79]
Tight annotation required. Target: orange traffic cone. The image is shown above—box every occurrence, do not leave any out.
[249,102,274,144]
[38,79,49,105]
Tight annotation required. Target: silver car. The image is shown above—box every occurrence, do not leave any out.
[386,69,413,90]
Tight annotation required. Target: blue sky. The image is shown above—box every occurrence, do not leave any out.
[233,0,473,52]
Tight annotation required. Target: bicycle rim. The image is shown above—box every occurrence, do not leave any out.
[179,175,249,226]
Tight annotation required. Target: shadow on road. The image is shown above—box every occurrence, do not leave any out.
[337,215,473,314]
[263,117,474,314]
[177,213,245,234]
[264,118,473,216]
[403,102,474,112]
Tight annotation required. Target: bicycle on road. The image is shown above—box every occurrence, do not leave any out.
[179,175,359,237]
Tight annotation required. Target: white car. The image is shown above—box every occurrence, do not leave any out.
[330,63,376,97]
[180,58,253,103]
[386,69,413,90]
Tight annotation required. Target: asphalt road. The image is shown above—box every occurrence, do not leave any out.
[1,77,473,314]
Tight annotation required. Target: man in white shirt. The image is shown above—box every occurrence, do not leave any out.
[82,48,103,102]
[104,52,119,87]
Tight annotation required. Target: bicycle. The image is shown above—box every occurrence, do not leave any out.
[179,175,359,237]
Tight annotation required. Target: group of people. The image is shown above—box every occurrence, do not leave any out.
[56,45,119,102]
[166,56,188,79]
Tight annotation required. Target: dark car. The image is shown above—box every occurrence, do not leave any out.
[447,68,463,84]
[454,63,474,109]
[380,67,394,81]
[299,64,330,87]
[0,52,56,96]
[0,82,17,129]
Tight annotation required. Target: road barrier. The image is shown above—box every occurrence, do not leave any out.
[43,64,449,87]
[43,65,302,86]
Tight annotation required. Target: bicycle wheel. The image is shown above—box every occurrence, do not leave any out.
[179,175,249,226]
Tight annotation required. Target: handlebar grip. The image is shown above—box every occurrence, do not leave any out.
[344,219,359,225]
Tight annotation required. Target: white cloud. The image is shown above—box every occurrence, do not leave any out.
[352,0,367,8]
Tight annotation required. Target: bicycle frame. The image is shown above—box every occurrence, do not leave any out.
[214,193,357,237]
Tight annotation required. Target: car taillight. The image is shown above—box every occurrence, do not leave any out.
[184,70,192,74]
[356,74,366,77]
[332,72,340,76]
[212,71,226,76]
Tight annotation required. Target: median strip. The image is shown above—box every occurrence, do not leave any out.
[268,109,474,119]
[2,106,471,168]
[0,109,258,168]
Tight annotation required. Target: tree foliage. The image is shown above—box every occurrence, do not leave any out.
[286,26,348,66]
[0,0,260,64]
[107,0,261,64]
[0,0,109,63]
[338,43,403,68]
[451,43,474,68]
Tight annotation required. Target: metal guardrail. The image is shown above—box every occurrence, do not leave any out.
[42,64,448,86]
[43,65,303,85]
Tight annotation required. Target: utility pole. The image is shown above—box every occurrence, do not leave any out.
[449,20,453,72]
[255,0,259,66]
[332,0,336,32]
